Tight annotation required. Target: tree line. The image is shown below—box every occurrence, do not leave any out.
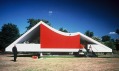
[85,30,119,50]
[0,19,119,52]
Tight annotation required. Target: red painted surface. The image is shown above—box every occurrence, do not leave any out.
[40,24,82,49]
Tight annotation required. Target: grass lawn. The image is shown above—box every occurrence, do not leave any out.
[0,54,119,71]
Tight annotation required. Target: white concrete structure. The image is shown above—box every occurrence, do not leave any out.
[6,21,112,53]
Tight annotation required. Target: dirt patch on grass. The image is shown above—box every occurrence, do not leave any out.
[0,54,119,71]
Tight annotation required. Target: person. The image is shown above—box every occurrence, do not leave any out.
[12,45,18,62]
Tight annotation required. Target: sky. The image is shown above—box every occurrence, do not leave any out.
[0,0,119,39]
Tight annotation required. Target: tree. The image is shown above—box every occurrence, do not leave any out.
[116,29,119,35]
[115,39,119,50]
[104,41,115,49]
[0,23,20,51]
[101,35,116,49]
[26,19,51,30]
[92,36,102,42]
[115,29,119,51]
[85,30,94,37]
[110,39,115,42]
[0,32,3,50]
[59,27,68,33]
[59,28,63,32]
[101,35,111,42]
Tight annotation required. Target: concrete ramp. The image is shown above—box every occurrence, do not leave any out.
[88,44,112,52]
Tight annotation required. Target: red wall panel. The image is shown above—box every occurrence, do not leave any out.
[40,24,81,49]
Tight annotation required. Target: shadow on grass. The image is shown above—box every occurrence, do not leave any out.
[7,54,34,57]
[17,54,33,57]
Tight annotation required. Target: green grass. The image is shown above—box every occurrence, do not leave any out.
[42,55,78,58]
[42,54,119,58]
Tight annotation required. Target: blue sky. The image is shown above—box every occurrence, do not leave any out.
[0,0,119,39]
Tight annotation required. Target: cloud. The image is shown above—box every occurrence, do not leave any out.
[109,32,117,34]
[48,11,53,16]
[48,11,53,14]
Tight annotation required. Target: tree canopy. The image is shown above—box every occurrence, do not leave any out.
[101,35,116,49]
[101,35,111,42]
[59,27,68,33]
[103,41,115,49]
[92,36,102,42]
[0,23,20,51]
[26,19,51,30]
[85,30,94,37]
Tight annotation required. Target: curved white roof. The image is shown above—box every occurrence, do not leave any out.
[41,21,80,36]
[5,21,112,52]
